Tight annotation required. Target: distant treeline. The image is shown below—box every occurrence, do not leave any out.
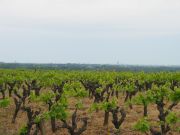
[0,62,180,72]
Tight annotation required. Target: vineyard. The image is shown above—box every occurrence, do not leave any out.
[0,69,180,135]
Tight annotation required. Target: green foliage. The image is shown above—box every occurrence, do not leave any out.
[18,125,28,135]
[0,98,10,108]
[0,78,4,85]
[100,98,117,111]
[170,88,180,102]
[49,96,68,120]
[133,117,150,133]
[75,100,84,109]
[113,83,124,92]
[29,91,39,102]
[64,82,88,98]
[89,103,101,113]
[89,98,118,112]
[34,112,50,124]
[165,112,179,125]
[96,87,103,93]
[150,84,171,103]
[29,91,55,103]
[124,82,135,92]
[39,91,55,102]
[132,91,154,106]
[0,69,180,134]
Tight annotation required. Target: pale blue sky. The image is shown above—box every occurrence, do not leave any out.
[0,0,180,65]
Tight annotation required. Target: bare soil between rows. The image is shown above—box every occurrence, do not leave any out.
[0,95,180,135]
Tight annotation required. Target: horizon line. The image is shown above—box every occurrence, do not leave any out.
[0,61,180,67]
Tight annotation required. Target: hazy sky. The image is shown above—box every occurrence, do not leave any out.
[0,0,180,65]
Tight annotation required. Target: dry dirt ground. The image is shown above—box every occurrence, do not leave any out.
[0,95,180,135]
